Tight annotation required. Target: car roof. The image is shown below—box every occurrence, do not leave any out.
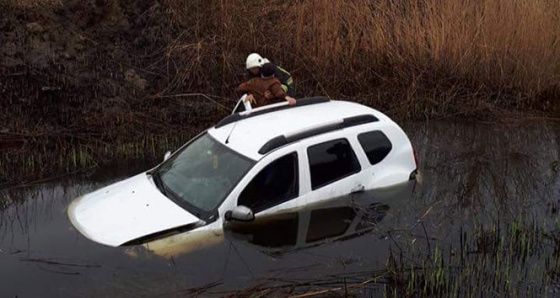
[208,98,392,160]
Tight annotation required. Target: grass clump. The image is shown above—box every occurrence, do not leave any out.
[384,218,555,297]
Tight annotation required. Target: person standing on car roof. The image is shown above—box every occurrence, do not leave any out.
[237,62,296,107]
[245,53,296,98]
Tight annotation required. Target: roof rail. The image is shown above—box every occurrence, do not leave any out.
[215,97,330,128]
[258,114,378,155]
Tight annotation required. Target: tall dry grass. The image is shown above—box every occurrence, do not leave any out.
[164,0,560,116]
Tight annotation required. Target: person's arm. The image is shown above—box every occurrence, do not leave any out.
[237,80,258,97]
[285,77,295,97]
[275,66,295,97]
[237,81,250,94]
[270,83,286,100]
[271,83,296,105]
[237,83,256,104]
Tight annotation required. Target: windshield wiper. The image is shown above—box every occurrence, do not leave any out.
[151,171,168,197]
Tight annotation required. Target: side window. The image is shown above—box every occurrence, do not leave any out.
[357,131,393,165]
[307,139,361,190]
[238,153,299,212]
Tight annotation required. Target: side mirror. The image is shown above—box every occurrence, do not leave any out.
[224,205,254,222]
[163,151,171,161]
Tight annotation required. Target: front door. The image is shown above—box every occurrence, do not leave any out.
[236,152,301,215]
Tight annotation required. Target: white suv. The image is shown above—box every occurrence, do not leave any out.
[68,97,418,247]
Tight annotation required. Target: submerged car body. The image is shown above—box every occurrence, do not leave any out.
[136,180,415,259]
[68,97,418,247]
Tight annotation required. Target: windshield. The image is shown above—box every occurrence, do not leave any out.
[154,133,254,214]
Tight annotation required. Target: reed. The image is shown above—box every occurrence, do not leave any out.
[0,133,191,188]
[218,214,555,297]
[382,217,553,297]
[165,0,560,117]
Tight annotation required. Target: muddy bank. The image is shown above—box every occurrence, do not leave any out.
[0,1,228,186]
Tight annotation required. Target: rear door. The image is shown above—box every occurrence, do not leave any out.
[299,132,369,205]
[352,126,404,189]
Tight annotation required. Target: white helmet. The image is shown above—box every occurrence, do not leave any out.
[246,53,264,69]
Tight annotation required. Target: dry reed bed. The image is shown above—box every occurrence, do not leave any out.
[165,0,560,116]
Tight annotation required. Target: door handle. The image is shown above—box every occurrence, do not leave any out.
[351,184,365,194]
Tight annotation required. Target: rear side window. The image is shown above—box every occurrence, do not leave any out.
[358,131,392,165]
[307,139,361,190]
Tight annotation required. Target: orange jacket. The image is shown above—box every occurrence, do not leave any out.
[236,77,287,107]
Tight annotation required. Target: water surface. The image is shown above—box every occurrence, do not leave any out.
[1,120,559,297]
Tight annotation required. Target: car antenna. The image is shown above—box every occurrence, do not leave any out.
[225,121,238,144]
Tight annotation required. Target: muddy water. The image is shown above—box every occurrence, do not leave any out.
[1,120,559,297]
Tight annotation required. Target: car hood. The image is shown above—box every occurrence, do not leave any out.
[68,173,202,247]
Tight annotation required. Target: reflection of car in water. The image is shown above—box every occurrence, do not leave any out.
[139,182,414,258]
[225,200,390,253]
[68,97,418,248]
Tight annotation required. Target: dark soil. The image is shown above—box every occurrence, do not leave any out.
[0,1,231,186]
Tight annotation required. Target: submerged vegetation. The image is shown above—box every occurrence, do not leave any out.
[217,218,560,297]
[1,0,559,183]
[383,219,557,297]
